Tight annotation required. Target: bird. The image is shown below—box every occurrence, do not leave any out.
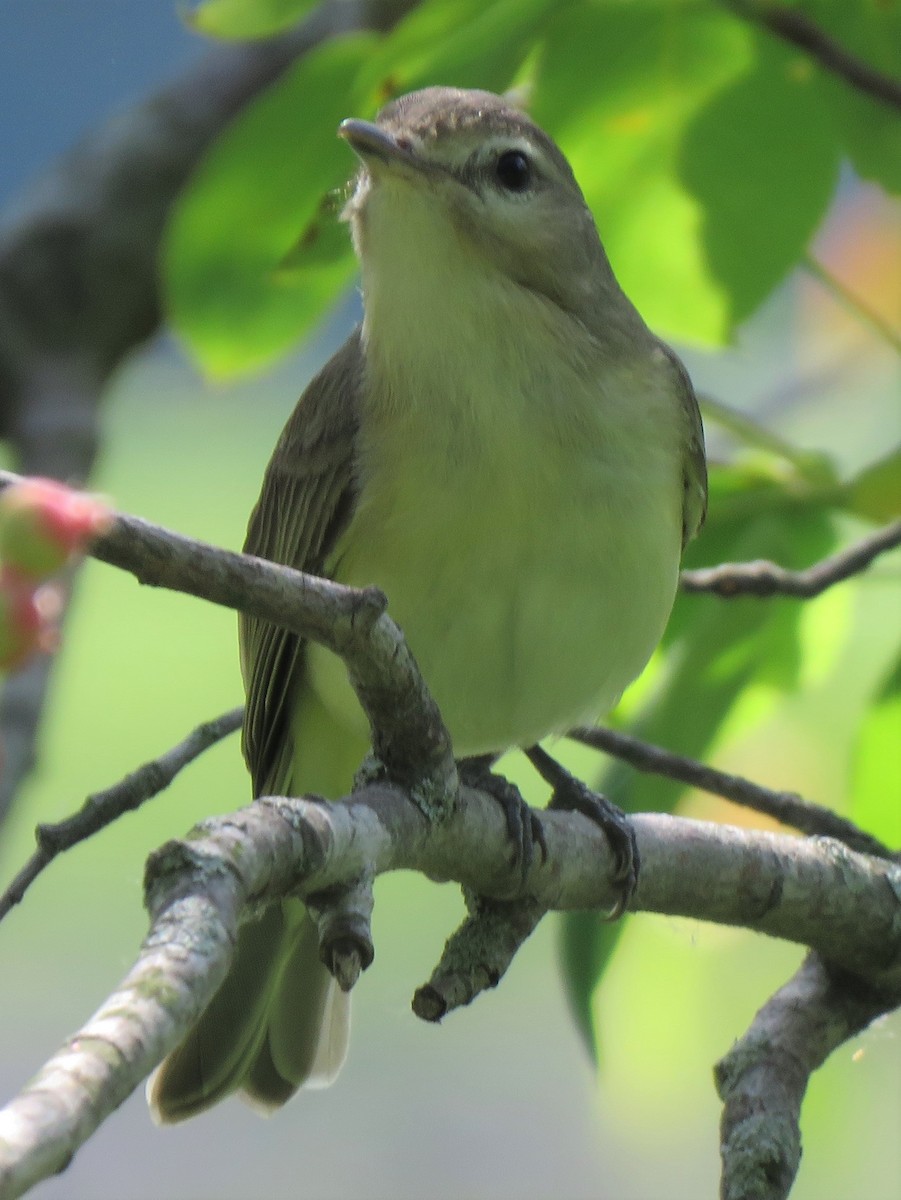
[148,85,707,1123]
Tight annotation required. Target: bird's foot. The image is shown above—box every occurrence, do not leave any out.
[458,755,547,881]
[525,745,639,918]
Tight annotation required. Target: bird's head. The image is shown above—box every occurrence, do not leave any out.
[339,87,619,329]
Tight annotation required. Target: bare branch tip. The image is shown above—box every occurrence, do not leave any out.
[411,984,447,1023]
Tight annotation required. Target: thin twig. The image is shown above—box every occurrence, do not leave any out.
[680,519,901,599]
[727,0,901,112]
[0,708,244,923]
[0,466,386,646]
[698,393,831,478]
[568,724,893,860]
[803,254,901,355]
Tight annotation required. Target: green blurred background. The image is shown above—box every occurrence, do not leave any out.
[1,3,899,1198]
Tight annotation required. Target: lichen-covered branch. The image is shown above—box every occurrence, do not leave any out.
[0,482,896,1200]
[412,889,547,1020]
[0,791,898,1200]
[0,467,456,806]
[307,874,377,990]
[716,952,901,1200]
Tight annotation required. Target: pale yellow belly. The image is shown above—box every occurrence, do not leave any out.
[306,446,682,757]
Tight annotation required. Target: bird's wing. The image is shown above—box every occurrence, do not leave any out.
[240,329,363,797]
[659,342,708,548]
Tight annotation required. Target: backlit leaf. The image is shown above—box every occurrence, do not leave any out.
[531,1,753,345]
[184,0,319,40]
[164,34,373,377]
[679,39,840,327]
[845,448,901,521]
[851,647,901,846]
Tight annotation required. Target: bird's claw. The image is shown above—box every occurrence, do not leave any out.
[526,745,639,918]
[459,757,547,882]
[550,779,638,917]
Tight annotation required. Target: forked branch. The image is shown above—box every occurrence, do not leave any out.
[0,788,899,1200]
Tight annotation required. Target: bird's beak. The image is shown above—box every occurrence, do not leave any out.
[338,119,417,171]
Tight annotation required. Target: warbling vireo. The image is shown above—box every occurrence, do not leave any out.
[149,86,707,1123]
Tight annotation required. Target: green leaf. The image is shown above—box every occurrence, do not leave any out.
[806,0,901,192]
[356,0,559,106]
[560,476,837,1057]
[679,38,840,327]
[844,447,901,521]
[164,34,373,377]
[183,0,319,41]
[816,75,901,194]
[530,1,754,346]
[558,909,613,1062]
[851,647,901,846]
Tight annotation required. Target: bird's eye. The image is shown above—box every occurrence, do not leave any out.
[495,150,532,192]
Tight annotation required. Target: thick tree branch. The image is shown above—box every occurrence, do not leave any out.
[2,698,888,939]
[0,707,244,922]
[0,790,898,1199]
[0,471,894,906]
[680,519,901,598]
[569,724,893,860]
[726,0,901,112]
[716,953,899,1200]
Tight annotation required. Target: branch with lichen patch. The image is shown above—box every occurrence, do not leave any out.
[413,889,547,1021]
[716,952,901,1200]
[0,792,898,1200]
[0,476,898,1200]
[0,467,458,811]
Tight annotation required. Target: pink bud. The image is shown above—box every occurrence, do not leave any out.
[0,478,111,580]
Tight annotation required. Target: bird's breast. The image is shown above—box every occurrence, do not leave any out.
[307,340,684,755]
